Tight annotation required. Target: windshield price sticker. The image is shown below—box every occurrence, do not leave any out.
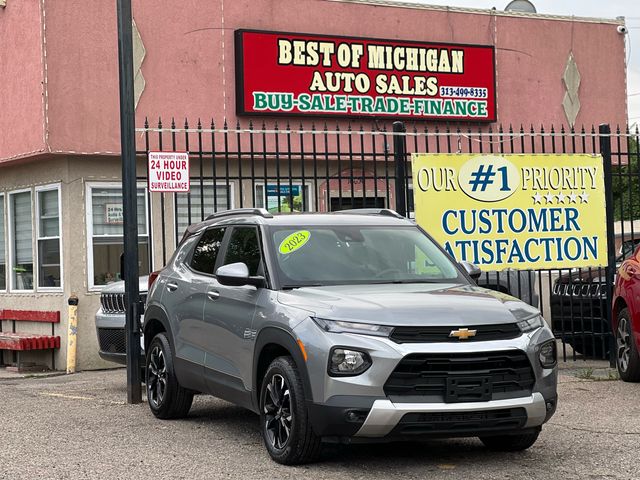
[411,154,607,270]
[279,231,311,255]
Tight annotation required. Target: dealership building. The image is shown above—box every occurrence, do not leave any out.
[0,0,628,370]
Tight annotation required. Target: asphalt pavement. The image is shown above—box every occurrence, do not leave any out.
[0,365,638,480]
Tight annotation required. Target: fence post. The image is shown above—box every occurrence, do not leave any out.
[393,121,407,217]
[599,124,616,368]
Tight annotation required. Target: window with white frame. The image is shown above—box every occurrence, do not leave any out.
[175,183,233,236]
[0,194,5,291]
[87,185,149,288]
[255,183,313,213]
[37,186,62,288]
[10,191,33,290]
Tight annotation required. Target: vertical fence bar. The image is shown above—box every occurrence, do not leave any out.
[600,124,616,367]
[393,122,407,217]
[158,119,167,267]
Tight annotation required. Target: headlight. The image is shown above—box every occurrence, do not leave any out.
[313,317,393,337]
[538,340,557,368]
[517,315,543,332]
[328,348,372,376]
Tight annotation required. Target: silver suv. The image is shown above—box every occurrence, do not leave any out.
[143,208,558,464]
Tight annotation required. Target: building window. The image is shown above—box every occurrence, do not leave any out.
[87,184,149,289]
[175,183,233,237]
[0,194,5,291]
[9,191,33,290]
[36,186,62,289]
[255,183,313,213]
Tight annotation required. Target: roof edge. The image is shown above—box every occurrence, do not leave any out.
[327,0,625,25]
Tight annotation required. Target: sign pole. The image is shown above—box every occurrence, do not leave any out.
[116,0,142,403]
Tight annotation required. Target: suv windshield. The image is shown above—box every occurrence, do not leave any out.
[269,225,465,288]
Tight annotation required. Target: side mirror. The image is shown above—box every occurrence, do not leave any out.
[459,261,482,282]
[216,262,265,288]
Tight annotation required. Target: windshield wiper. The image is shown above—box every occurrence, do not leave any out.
[281,284,325,290]
[367,279,446,284]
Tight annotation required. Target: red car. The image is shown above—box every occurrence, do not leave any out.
[612,246,640,382]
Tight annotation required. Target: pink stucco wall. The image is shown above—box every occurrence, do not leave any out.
[0,1,46,162]
[0,0,628,163]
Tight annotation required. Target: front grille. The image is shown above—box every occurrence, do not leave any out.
[391,408,527,436]
[100,293,147,314]
[552,282,604,298]
[390,323,521,343]
[97,328,126,354]
[384,350,535,401]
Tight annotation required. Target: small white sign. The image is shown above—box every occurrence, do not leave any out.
[105,204,124,224]
[148,151,190,192]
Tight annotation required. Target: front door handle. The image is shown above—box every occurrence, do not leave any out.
[166,282,178,292]
[207,290,220,301]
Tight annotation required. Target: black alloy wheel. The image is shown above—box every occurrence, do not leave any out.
[147,344,167,409]
[263,374,292,450]
[145,332,194,419]
[259,356,321,464]
[616,308,640,382]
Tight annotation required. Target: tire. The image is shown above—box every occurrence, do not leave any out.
[259,356,322,465]
[616,308,640,382]
[479,429,540,451]
[146,332,193,419]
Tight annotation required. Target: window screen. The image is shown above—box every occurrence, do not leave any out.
[11,191,33,290]
[89,186,149,286]
[0,195,5,290]
[176,185,231,237]
[37,188,61,288]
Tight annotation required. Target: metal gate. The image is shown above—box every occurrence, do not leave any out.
[137,119,640,361]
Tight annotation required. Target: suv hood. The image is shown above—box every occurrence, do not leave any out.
[100,276,149,294]
[277,283,539,326]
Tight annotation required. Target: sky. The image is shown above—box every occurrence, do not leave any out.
[394,0,639,128]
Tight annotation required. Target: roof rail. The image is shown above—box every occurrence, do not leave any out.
[331,208,404,219]
[205,208,273,221]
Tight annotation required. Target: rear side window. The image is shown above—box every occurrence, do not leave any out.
[190,227,226,274]
[222,227,262,276]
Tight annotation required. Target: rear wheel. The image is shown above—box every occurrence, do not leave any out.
[479,429,540,451]
[616,308,640,382]
[259,356,321,465]
[146,332,193,419]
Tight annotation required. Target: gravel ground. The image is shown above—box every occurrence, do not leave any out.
[0,367,638,480]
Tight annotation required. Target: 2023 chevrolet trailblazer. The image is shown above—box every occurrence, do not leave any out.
[143,208,558,464]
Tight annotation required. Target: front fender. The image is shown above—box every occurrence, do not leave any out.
[252,326,313,412]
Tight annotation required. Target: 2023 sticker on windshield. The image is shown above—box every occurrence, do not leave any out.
[279,230,311,254]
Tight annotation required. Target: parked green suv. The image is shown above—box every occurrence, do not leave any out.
[143,208,558,464]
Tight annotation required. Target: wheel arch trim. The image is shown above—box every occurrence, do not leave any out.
[252,327,313,411]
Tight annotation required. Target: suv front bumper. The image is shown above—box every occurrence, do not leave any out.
[95,308,145,365]
[355,392,548,437]
[294,317,558,441]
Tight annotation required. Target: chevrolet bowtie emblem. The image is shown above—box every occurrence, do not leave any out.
[449,328,477,340]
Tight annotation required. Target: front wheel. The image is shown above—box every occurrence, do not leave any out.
[259,356,321,465]
[616,308,640,382]
[146,332,193,419]
[479,429,540,451]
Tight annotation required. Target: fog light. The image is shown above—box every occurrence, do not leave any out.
[539,340,557,368]
[328,348,372,376]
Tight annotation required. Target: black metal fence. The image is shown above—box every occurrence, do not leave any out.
[137,119,640,362]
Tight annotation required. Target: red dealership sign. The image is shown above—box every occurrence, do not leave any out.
[235,30,496,121]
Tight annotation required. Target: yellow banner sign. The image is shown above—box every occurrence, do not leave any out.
[411,154,607,270]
